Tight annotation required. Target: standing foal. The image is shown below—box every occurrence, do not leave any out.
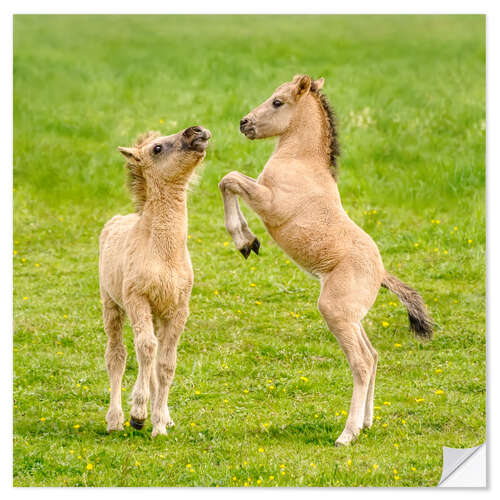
[99,126,210,437]
[219,75,432,446]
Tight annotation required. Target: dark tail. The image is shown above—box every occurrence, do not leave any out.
[381,272,433,339]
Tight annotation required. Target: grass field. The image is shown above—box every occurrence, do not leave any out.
[13,15,485,487]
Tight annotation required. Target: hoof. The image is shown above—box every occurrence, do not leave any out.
[129,416,145,430]
[335,429,359,447]
[239,245,251,259]
[106,424,124,433]
[251,238,260,255]
[152,427,168,438]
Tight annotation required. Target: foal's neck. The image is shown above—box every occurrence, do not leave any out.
[140,178,189,258]
[274,94,331,176]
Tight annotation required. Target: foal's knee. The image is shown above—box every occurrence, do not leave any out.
[156,359,175,385]
[135,335,158,363]
[105,341,127,369]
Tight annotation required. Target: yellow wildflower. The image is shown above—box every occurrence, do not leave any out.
[435,389,444,395]
[86,463,93,470]
[382,321,389,327]
[258,447,264,453]
[73,424,80,429]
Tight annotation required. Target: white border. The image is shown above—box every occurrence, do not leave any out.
[3,1,498,497]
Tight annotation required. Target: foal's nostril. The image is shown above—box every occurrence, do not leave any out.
[240,118,249,128]
[191,126,202,134]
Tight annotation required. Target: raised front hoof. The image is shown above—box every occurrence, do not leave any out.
[251,238,260,255]
[239,245,251,259]
[129,416,146,430]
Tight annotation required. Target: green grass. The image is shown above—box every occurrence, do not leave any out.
[13,15,485,487]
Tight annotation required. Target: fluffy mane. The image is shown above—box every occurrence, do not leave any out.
[312,88,341,180]
[124,131,160,213]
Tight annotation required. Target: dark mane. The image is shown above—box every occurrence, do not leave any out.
[314,90,341,180]
[125,131,160,213]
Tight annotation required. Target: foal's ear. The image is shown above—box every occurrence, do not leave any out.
[118,146,141,164]
[311,77,325,92]
[294,75,312,100]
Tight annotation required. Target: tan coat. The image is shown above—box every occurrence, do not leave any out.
[220,75,432,446]
[99,126,210,437]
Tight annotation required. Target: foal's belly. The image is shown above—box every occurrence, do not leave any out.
[264,220,341,277]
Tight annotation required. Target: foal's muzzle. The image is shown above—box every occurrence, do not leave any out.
[239,116,256,139]
[183,126,211,152]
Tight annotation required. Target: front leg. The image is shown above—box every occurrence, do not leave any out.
[151,309,189,437]
[219,171,272,258]
[124,294,157,430]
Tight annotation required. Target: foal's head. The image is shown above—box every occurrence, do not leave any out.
[119,126,211,180]
[239,74,325,140]
[118,126,211,211]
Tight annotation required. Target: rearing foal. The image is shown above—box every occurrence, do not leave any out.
[219,75,433,446]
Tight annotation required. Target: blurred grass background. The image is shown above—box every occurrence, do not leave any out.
[13,15,485,486]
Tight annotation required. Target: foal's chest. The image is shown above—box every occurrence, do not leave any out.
[142,259,193,317]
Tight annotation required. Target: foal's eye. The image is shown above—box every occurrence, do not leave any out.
[272,99,283,108]
[153,144,162,154]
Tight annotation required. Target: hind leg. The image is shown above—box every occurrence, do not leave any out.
[359,324,378,429]
[103,295,127,432]
[318,264,379,446]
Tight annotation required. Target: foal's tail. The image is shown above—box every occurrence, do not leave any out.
[381,272,434,340]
